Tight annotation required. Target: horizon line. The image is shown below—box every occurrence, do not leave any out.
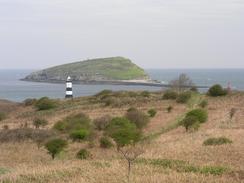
[1,67,244,70]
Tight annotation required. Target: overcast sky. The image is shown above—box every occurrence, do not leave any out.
[0,0,243,69]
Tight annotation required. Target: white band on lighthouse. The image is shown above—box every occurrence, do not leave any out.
[65,76,73,98]
[66,82,72,88]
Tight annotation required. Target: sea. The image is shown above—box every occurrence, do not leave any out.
[0,69,243,102]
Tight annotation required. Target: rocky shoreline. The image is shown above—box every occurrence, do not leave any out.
[20,78,209,88]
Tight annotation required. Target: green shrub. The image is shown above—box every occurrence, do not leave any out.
[126,108,150,129]
[103,97,121,107]
[45,138,68,159]
[199,100,208,108]
[186,108,208,123]
[94,115,111,131]
[148,109,157,118]
[137,158,228,175]
[76,149,91,160]
[176,91,191,104]
[141,91,150,98]
[70,129,89,142]
[203,137,232,146]
[128,91,138,97]
[190,86,198,92]
[100,136,113,148]
[53,121,67,132]
[35,97,57,111]
[162,90,178,100]
[180,116,200,132]
[23,98,37,106]
[127,107,137,112]
[53,113,92,133]
[199,166,228,175]
[166,106,173,113]
[33,118,48,129]
[105,117,141,147]
[208,84,227,97]
[0,112,6,121]
[0,167,9,175]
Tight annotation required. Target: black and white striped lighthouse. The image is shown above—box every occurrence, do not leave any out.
[65,76,73,98]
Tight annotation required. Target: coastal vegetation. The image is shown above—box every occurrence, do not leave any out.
[162,90,178,100]
[76,149,91,160]
[45,138,68,159]
[208,84,228,97]
[35,97,57,111]
[203,137,233,146]
[0,84,243,182]
[0,112,6,121]
[33,118,48,129]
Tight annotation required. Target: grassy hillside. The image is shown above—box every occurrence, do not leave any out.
[0,91,244,182]
[25,57,149,81]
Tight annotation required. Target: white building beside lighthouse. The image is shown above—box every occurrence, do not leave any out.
[65,76,73,98]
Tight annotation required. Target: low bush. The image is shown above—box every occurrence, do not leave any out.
[33,118,48,129]
[0,112,6,121]
[95,90,113,98]
[203,137,232,146]
[141,91,150,98]
[70,129,89,142]
[137,158,228,175]
[199,166,229,175]
[76,149,91,160]
[103,97,121,107]
[199,100,208,108]
[94,115,111,131]
[180,116,200,132]
[45,138,68,159]
[0,128,55,143]
[127,107,137,112]
[176,91,191,104]
[35,97,57,111]
[105,117,141,147]
[126,108,149,129]
[2,125,9,130]
[208,84,227,97]
[53,121,67,132]
[128,91,138,97]
[148,109,157,118]
[166,106,173,113]
[100,136,113,148]
[186,108,208,123]
[53,113,92,133]
[162,90,178,100]
[190,86,198,92]
[0,167,9,175]
[23,98,37,106]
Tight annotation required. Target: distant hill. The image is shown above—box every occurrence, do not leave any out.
[23,57,149,82]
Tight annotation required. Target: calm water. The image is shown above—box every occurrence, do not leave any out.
[0,69,243,102]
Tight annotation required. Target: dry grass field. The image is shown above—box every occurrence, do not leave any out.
[0,91,243,183]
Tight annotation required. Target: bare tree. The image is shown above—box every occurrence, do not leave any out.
[118,145,144,183]
[169,73,194,92]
